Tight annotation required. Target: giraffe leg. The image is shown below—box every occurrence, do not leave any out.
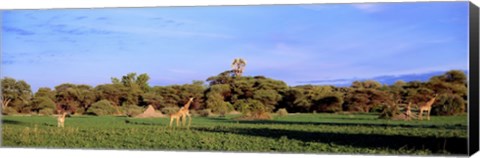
[419,110,423,120]
[181,115,186,127]
[169,117,173,127]
[187,114,192,127]
[176,117,179,127]
[427,109,431,120]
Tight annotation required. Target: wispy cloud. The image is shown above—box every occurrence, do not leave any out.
[351,3,384,13]
[2,26,35,35]
[74,16,87,20]
[2,60,15,65]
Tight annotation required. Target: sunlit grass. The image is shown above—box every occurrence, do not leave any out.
[1,113,468,155]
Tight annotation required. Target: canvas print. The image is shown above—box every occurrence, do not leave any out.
[0,1,471,156]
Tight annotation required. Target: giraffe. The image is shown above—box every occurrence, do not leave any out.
[169,107,185,127]
[168,97,195,127]
[179,97,194,127]
[57,110,67,128]
[405,102,413,120]
[418,94,438,120]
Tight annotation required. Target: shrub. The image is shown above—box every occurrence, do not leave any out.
[161,106,180,115]
[34,97,56,113]
[432,94,465,116]
[39,108,54,115]
[311,95,343,113]
[378,104,400,119]
[122,104,144,117]
[2,107,18,115]
[86,100,117,116]
[235,99,272,120]
[276,108,288,117]
[198,109,213,117]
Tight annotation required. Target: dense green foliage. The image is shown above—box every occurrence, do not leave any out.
[2,114,467,155]
[86,100,118,116]
[1,70,468,118]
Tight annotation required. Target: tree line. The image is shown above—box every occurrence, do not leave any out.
[1,69,467,118]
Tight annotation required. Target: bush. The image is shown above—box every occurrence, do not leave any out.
[2,107,18,115]
[432,94,465,116]
[312,95,343,113]
[87,100,118,116]
[34,97,56,113]
[122,104,143,117]
[198,109,213,117]
[39,108,54,115]
[161,106,180,115]
[378,104,400,119]
[235,99,272,120]
[276,108,288,117]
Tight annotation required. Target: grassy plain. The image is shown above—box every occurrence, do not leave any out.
[1,113,468,155]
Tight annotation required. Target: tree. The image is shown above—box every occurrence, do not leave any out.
[110,72,151,106]
[432,93,465,115]
[1,77,33,113]
[86,99,117,115]
[207,70,236,85]
[345,89,393,112]
[312,95,343,113]
[95,84,123,107]
[31,87,56,114]
[231,58,247,77]
[33,97,56,115]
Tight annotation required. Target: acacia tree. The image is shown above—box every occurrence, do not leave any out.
[206,84,232,115]
[111,73,151,106]
[55,83,80,114]
[427,70,467,115]
[231,58,247,77]
[345,80,393,113]
[95,84,123,107]
[1,77,33,113]
[31,87,56,114]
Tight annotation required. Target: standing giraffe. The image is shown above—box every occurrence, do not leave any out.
[418,94,438,120]
[179,97,194,127]
[57,110,67,127]
[405,102,413,120]
[169,97,195,127]
[169,107,185,127]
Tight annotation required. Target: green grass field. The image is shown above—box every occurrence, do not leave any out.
[1,113,468,156]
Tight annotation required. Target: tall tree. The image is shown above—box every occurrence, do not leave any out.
[231,58,247,77]
[1,77,33,113]
[31,87,56,114]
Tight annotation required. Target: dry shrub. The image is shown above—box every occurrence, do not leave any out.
[235,112,272,120]
[2,107,18,115]
[276,108,288,117]
[198,109,213,117]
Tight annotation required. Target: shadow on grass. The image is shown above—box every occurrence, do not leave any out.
[124,119,166,126]
[2,119,23,125]
[192,126,467,155]
[204,117,466,130]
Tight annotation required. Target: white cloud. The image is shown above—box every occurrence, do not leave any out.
[351,3,384,13]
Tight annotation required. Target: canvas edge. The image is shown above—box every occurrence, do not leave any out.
[469,1,480,156]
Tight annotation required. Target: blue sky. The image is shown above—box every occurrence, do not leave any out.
[1,2,469,92]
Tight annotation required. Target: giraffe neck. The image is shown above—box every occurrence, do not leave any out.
[425,97,436,107]
[184,99,193,110]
